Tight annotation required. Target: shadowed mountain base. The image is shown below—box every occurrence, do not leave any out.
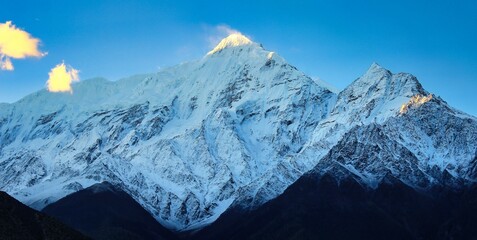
[0,191,89,240]
[42,182,178,240]
[193,174,477,240]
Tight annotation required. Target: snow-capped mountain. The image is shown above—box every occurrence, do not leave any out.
[304,64,477,189]
[0,33,476,231]
[0,33,335,230]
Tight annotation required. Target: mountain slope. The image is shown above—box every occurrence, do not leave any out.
[295,63,428,169]
[0,191,89,240]
[194,80,477,238]
[42,182,178,240]
[0,33,335,230]
[311,88,477,189]
[295,62,477,186]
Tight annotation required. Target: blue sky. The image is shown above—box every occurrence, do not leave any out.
[1,0,476,116]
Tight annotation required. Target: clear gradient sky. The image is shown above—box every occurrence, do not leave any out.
[1,0,476,116]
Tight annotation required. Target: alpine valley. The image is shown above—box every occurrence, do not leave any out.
[1,33,476,239]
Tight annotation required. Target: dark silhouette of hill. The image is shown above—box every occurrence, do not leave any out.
[193,173,477,240]
[43,182,177,240]
[0,191,89,240]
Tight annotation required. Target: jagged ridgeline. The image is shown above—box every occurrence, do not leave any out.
[0,33,476,231]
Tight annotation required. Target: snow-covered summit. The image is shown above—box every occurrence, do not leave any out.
[207,33,257,55]
[366,62,389,74]
[352,62,424,95]
[333,63,427,120]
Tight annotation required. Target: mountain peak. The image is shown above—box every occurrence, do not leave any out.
[365,62,390,76]
[207,33,254,55]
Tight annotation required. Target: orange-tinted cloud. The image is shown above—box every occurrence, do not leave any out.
[46,62,80,93]
[0,21,46,71]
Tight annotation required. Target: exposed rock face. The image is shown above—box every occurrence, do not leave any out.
[0,33,476,230]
